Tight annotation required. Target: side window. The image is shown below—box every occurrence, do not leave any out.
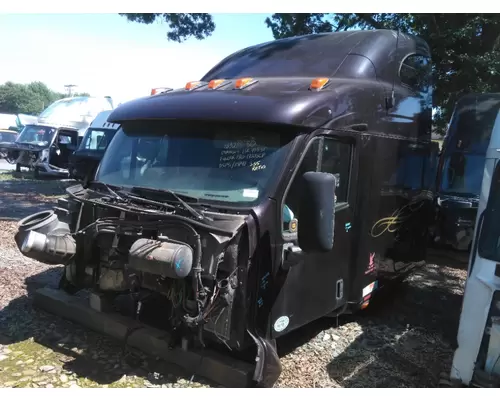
[282,137,352,234]
[320,138,351,203]
[283,139,320,233]
[479,160,500,262]
[84,130,106,150]
[382,143,426,191]
[58,134,72,145]
[399,54,431,93]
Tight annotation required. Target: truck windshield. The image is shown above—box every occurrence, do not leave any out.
[16,125,56,146]
[439,95,500,198]
[439,152,484,197]
[445,95,500,154]
[96,122,297,206]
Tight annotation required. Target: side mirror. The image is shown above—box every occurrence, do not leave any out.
[80,159,101,185]
[297,171,336,253]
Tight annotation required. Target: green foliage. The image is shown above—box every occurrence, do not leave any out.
[0,81,88,116]
[119,13,215,42]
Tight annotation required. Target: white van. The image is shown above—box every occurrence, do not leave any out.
[450,107,500,386]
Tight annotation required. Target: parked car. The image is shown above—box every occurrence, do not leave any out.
[0,129,18,142]
[0,129,19,158]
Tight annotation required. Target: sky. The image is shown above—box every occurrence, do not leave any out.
[0,13,274,105]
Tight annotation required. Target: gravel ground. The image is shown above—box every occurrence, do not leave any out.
[0,172,469,388]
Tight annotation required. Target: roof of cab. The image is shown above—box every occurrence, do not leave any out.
[202,29,430,84]
[89,110,121,130]
[107,78,377,129]
[108,29,430,129]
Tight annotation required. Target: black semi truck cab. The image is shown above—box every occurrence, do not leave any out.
[68,110,121,181]
[14,29,435,387]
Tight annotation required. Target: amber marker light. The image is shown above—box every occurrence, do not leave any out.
[310,77,330,91]
[185,81,205,91]
[208,79,226,89]
[235,77,257,90]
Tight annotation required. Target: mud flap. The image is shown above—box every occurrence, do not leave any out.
[247,329,282,387]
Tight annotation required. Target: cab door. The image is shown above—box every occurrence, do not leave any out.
[270,135,355,337]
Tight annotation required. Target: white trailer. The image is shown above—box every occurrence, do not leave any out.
[449,107,500,387]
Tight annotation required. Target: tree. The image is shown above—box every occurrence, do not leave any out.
[265,14,500,134]
[120,13,215,42]
[0,81,92,116]
[0,82,42,115]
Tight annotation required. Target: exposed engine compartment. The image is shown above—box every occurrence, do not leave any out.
[15,184,249,350]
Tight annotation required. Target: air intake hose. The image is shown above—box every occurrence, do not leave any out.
[20,230,76,265]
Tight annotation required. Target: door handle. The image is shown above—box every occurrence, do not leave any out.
[283,244,303,266]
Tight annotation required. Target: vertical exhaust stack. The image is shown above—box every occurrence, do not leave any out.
[104,96,114,108]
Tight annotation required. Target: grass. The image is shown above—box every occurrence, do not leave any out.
[0,170,69,184]
[0,170,72,201]
[0,171,40,182]
[0,339,148,388]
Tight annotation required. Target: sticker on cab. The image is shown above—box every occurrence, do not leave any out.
[242,188,259,198]
[273,316,290,332]
[362,281,378,298]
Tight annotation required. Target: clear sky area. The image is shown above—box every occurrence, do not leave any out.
[0,13,275,104]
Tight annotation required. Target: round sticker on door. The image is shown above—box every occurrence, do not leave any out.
[273,316,289,332]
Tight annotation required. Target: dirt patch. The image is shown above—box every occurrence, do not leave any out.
[274,261,465,388]
[0,172,72,220]
[0,178,468,388]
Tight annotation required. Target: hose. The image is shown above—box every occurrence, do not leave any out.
[20,230,77,265]
[67,191,235,236]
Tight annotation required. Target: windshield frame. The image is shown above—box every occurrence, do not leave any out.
[16,124,57,146]
[94,120,304,210]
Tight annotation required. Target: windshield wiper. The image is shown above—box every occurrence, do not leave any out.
[130,186,213,222]
[88,182,212,221]
[89,181,176,210]
[88,181,124,200]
